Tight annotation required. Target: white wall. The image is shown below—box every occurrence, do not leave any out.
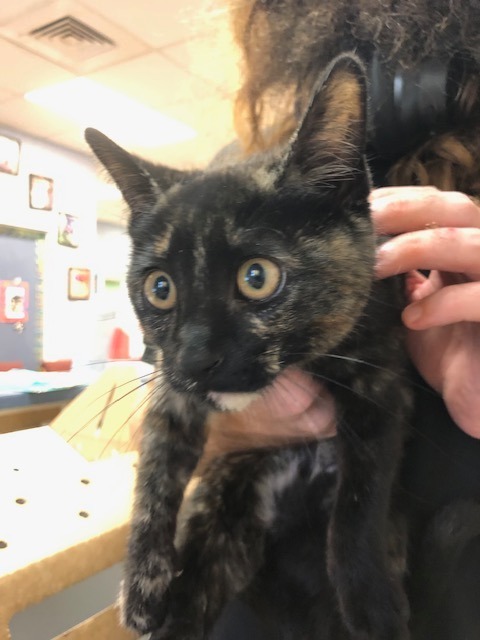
[0,126,142,366]
[94,222,144,363]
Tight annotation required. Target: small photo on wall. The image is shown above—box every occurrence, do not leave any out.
[58,212,80,248]
[68,268,91,301]
[0,134,21,175]
[0,280,29,322]
[29,174,54,210]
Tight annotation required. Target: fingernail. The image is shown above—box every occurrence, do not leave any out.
[403,303,422,324]
[368,189,385,201]
[375,243,390,266]
[374,250,386,279]
[369,195,391,211]
[376,241,391,255]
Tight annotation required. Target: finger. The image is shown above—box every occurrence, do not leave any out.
[405,326,445,393]
[375,227,480,279]
[369,185,439,201]
[407,270,453,302]
[405,270,433,302]
[370,189,480,235]
[402,281,480,329]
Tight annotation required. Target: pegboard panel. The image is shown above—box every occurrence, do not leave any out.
[0,426,137,640]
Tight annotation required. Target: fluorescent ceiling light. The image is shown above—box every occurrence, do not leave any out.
[25,78,197,148]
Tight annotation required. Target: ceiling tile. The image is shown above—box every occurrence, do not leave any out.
[0,1,149,75]
[87,52,215,111]
[159,93,235,136]
[131,93,236,168]
[0,37,74,94]
[164,37,240,97]
[0,1,42,24]
[0,88,15,104]
[0,97,75,138]
[162,8,241,96]
[80,0,214,48]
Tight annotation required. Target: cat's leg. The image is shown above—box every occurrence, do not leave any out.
[121,393,207,635]
[154,446,319,640]
[327,384,411,640]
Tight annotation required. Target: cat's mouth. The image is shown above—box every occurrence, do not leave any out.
[207,367,325,416]
[207,391,261,412]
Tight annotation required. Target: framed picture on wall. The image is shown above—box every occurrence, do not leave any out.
[0,280,29,322]
[0,134,21,175]
[58,212,80,248]
[29,174,54,210]
[68,268,91,301]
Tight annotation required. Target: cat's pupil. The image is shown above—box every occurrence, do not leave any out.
[245,263,265,290]
[153,275,170,300]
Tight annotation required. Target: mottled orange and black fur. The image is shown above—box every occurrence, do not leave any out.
[86,55,412,640]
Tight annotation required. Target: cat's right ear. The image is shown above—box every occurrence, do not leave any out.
[280,54,368,191]
[84,128,185,214]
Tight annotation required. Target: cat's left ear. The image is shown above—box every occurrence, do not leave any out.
[85,128,186,215]
[280,54,368,190]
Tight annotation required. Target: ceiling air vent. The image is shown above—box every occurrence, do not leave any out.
[28,15,116,62]
[0,1,147,73]
[30,16,115,46]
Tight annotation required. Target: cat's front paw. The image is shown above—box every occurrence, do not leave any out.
[340,578,410,640]
[147,575,207,640]
[119,554,176,634]
[149,617,203,640]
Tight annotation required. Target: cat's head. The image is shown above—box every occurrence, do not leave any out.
[86,54,373,406]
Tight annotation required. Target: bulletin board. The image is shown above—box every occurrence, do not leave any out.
[0,230,43,370]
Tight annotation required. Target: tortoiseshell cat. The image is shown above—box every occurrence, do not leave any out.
[86,55,412,640]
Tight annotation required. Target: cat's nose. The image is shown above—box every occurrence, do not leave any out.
[179,350,223,379]
[176,323,223,380]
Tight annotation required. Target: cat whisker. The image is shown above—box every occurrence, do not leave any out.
[81,358,135,368]
[97,384,158,459]
[367,294,404,310]
[273,367,464,504]
[61,373,165,444]
[286,353,434,395]
[304,368,478,475]
[307,369,399,413]
[303,371,397,454]
[84,367,163,407]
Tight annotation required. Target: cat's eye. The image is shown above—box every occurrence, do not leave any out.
[237,258,283,301]
[144,270,177,310]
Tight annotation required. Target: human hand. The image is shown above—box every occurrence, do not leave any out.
[372,186,480,437]
[201,367,336,466]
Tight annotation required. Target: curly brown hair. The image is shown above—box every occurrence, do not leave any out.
[229,0,480,195]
